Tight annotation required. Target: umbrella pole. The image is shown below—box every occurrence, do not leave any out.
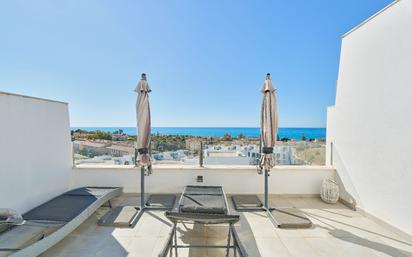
[264,169,269,209]
[264,168,280,227]
[129,165,146,227]
[141,166,145,209]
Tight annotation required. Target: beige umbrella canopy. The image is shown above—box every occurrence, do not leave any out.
[135,73,152,168]
[260,73,278,171]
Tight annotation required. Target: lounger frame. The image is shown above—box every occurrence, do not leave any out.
[159,186,248,257]
[6,187,121,257]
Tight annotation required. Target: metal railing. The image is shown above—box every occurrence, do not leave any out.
[72,130,325,167]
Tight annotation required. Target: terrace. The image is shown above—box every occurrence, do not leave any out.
[1,1,412,256]
[43,195,411,257]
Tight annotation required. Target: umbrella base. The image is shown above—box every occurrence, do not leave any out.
[130,194,177,227]
[232,205,312,229]
[268,207,312,229]
[145,194,177,210]
[129,207,145,227]
[99,206,140,227]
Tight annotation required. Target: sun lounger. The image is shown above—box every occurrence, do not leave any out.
[159,185,247,257]
[0,187,121,257]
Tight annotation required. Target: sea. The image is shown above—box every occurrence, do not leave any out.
[71,127,326,140]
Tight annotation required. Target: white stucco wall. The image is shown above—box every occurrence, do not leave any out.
[0,92,72,214]
[72,165,334,195]
[327,0,412,235]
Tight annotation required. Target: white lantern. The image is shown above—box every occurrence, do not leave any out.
[320,179,339,204]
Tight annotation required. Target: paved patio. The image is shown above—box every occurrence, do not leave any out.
[44,195,412,257]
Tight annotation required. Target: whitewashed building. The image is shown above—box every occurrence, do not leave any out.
[247,144,295,165]
[327,0,412,236]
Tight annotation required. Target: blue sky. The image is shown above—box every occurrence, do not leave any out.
[0,0,392,127]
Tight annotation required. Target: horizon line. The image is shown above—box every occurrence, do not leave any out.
[71,126,327,129]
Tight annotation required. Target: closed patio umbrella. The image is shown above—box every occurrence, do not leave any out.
[260,73,278,209]
[135,73,152,168]
[135,73,152,210]
[257,74,312,229]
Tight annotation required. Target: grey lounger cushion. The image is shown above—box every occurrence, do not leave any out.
[166,185,238,224]
[180,186,226,215]
[23,187,118,222]
[180,194,226,214]
[23,195,96,222]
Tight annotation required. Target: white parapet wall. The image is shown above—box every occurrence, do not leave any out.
[0,92,72,214]
[72,165,335,195]
[327,0,412,235]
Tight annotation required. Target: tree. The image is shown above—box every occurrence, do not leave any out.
[223,133,232,141]
[113,129,124,135]
[87,130,112,140]
[238,133,245,139]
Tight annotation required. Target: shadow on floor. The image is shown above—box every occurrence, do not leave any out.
[306,212,412,257]
[145,211,185,235]
[44,207,131,257]
[329,229,412,257]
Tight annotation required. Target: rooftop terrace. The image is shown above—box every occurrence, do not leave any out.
[1,1,412,256]
[43,194,412,257]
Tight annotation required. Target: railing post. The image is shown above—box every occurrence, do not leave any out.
[71,132,75,168]
[199,141,204,167]
[330,141,334,165]
[134,148,138,167]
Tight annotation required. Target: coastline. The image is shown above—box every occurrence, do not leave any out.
[71,127,326,140]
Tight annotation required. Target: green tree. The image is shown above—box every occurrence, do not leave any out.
[87,130,112,140]
[281,137,290,142]
[223,133,232,141]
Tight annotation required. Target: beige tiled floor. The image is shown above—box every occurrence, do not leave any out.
[43,195,412,257]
